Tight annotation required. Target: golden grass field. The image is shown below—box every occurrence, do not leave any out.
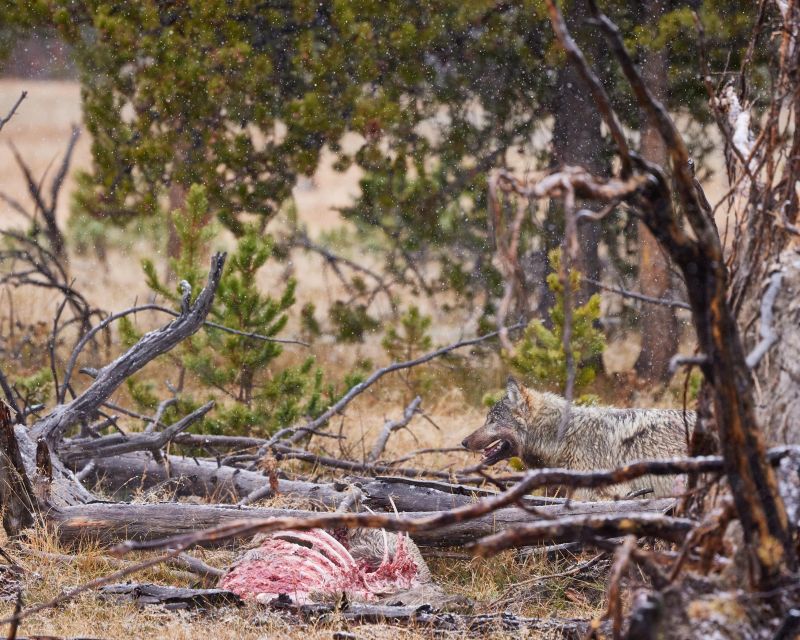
[0,78,710,637]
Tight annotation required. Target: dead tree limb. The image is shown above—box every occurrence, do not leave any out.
[60,302,305,403]
[6,126,80,259]
[745,269,783,369]
[112,456,696,554]
[264,321,528,447]
[30,253,226,447]
[267,600,596,636]
[367,397,422,463]
[0,92,26,132]
[76,451,351,507]
[58,401,214,465]
[581,277,691,310]
[470,513,692,557]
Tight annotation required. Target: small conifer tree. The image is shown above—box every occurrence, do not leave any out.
[508,250,605,395]
[126,184,352,436]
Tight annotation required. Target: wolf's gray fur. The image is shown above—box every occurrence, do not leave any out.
[462,378,694,499]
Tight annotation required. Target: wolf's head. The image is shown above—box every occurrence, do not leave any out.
[461,377,532,466]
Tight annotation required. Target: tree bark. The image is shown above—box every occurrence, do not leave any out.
[537,0,608,324]
[634,0,679,383]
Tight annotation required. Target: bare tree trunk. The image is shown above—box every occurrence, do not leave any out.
[634,0,679,383]
[551,60,604,306]
[531,0,608,326]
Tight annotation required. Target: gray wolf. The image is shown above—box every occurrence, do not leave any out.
[461,378,694,498]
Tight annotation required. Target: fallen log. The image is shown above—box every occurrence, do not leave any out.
[82,453,577,509]
[46,496,675,548]
[80,451,350,507]
[80,453,677,521]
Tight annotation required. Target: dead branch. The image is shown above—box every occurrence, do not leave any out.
[470,513,692,557]
[262,444,455,480]
[292,229,395,303]
[605,536,637,640]
[58,401,214,465]
[60,302,306,404]
[110,455,695,554]
[0,368,23,425]
[0,92,26,133]
[581,277,691,310]
[6,125,80,259]
[367,396,421,463]
[0,229,101,335]
[745,269,783,369]
[30,253,226,447]
[668,354,708,375]
[78,451,351,507]
[263,320,528,447]
[171,553,224,580]
[0,404,37,535]
[143,397,177,434]
[266,599,596,636]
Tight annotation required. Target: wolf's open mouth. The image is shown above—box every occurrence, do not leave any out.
[482,439,512,466]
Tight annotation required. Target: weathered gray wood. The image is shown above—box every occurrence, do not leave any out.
[59,402,215,465]
[266,599,594,637]
[82,452,350,507]
[47,496,674,548]
[30,253,226,446]
[353,475,577,512]
[754,251,800,445]
[99,583,242,608]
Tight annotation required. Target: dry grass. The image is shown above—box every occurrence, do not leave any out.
[0,525,607,638]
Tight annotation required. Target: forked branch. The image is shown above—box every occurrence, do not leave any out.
[31,253,227,446]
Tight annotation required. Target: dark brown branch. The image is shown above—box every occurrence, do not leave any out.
[470,513,692,557]
[31,253,226,446]
[0,367,23,425]
[0,404,37,535]
[581,277,691,310]
[0,92,26,133]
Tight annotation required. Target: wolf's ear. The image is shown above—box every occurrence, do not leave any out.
[506,376,523,406]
